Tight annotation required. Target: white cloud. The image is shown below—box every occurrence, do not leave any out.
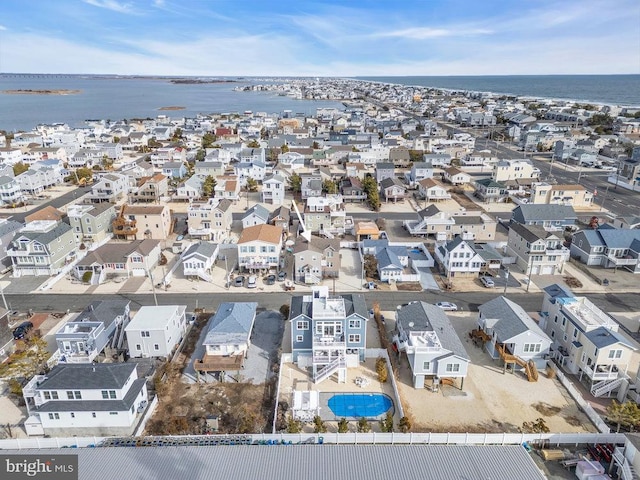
[0,25,7,31]
[82,0,137,14]
[374,27,493,40]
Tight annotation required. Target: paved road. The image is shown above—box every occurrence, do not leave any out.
[5,290,640,315]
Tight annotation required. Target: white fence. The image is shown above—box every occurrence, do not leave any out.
[134,395,159,437]
[548,361,611,434]
[365,348,404,419]
[0,432,626,450]
[272,353,293,433]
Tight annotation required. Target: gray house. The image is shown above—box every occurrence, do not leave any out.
[477,296,552,372]
[195,302,258,374]
[395,301,470,389]
[293,235,340,284]
[570,227,640,273]
[67,203,116,246]
[8,220,76,277]
[289,287,368,384]
[375,163,395,183]
[0,219,23,271]
[510,204,577,231]
[241,204,270,229]
[55,300,131,364]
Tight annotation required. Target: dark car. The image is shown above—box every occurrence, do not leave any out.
[277,271,287,282]
[234,275,245,287]
[13,321,34,340]
[264,274,276,285]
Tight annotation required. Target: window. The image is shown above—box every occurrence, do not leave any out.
[136,344,141,350]
[101,390,109,399]
[573,328,578,339]
[296,335,303,342]
[608,349,623,359]
[70,413,75,418]
[523,343,541,353]
[109,412,118,416]
[154,344,159,351]
[296,321,309,330]
[561,317,566,327]
[141,331,150,337]
[348,334,361,343]
[446,363,460,372]
[348,319,361,329]
[73,391,81,399]
[48,413,60,420]
[423,361,430,370]
[92,412,96,418]
[67,391,74,400]
[43,391,51,400]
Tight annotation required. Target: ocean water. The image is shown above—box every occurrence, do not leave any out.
[0,75,344,132]
[356,75,640,106]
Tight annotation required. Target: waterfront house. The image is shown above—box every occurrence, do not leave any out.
[237,224,283,272]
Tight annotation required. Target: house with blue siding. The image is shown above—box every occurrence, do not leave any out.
[394,301,470,390]
[289,287,368,384]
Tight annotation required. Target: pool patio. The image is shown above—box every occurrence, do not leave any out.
[278,358,402,427]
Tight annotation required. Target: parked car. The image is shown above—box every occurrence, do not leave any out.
[277,271,287,282]
[13,321,34,340]
[480,276,495,288]
[435,302,458,311]
[264,274,276,285]
[247,275,257,288]
[234,275,245,287]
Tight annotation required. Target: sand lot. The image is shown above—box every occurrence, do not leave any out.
[389,312,597,433]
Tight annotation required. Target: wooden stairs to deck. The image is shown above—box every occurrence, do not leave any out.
[496,344,538,382]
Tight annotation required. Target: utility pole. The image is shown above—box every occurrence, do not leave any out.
[145,257,158,306]
[503,267,509,298]
[526,256,533,293]
[599,184,611,212]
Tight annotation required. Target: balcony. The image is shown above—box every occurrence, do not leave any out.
[194,354,244,372]
[581,363,621,381]
[312,352,345,365]
[189,227,213,237]
[313,334,345,348]
[607,254,637,266]
[23,375,47,398]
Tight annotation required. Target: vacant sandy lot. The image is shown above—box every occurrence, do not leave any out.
[389,311,597,433]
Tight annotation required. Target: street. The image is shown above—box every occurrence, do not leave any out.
[5,290,640,316]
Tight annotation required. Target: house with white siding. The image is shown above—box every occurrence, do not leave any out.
[394,301,470,390]
[22,363,148,437]
[125,305,187,359]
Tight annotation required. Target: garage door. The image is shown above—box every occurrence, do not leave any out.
[132,268,146,277]
[541,265,554,275]
[530,265,540,275]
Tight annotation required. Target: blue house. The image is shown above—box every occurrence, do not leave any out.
[162,161,187,179]
[289,287,368,384]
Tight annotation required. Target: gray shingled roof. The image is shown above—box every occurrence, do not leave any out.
[37,363,137,390]
[0,220,22,238]
[35,379,145,413]
[511,204,577,224]
[1,445,546,480]
[74,299,130,328]
[397,302,469,360]
[203,302,258,346]
[16,222,72,246]
[183,242,218,261]
[479,296,549,342]
[242,204,270,222]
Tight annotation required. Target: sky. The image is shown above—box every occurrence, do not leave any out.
[0,0,639,76]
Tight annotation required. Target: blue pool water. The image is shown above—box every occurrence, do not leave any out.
[328,393,393,418]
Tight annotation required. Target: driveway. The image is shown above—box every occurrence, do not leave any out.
[417,267,440,291]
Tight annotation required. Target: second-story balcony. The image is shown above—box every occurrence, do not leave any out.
[607,254,637,266]
[581,363,622,381]
[189,227,213,237]
[313,333,346,349]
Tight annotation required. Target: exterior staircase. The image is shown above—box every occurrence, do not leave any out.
[591,377,625,397]
[313,356,346,384]
[195,268,213,283]
[319,229,335,239]
[613,447,638,480]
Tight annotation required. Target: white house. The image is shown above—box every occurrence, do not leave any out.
[262,173,286,205]
[182,242,219,282]
[237,224,283,272]
[125,305,187,359]
[418,178,451,202]
[22,363,148,437]
[435,236,486,278]
[395,301,470,390]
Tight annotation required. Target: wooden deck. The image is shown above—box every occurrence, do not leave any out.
[194,354,244,372]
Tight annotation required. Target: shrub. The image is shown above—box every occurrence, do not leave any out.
[357,417,371,433]
[399,416,412,433]
[313,415,327,433]
[286,415,302,434]
[81,271,92,284]
[379,412,394,432]
[279,304,290,319]
[337,418,349,433]
[376,357,388,383]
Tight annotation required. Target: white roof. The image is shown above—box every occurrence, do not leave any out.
[126,305,185,331]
